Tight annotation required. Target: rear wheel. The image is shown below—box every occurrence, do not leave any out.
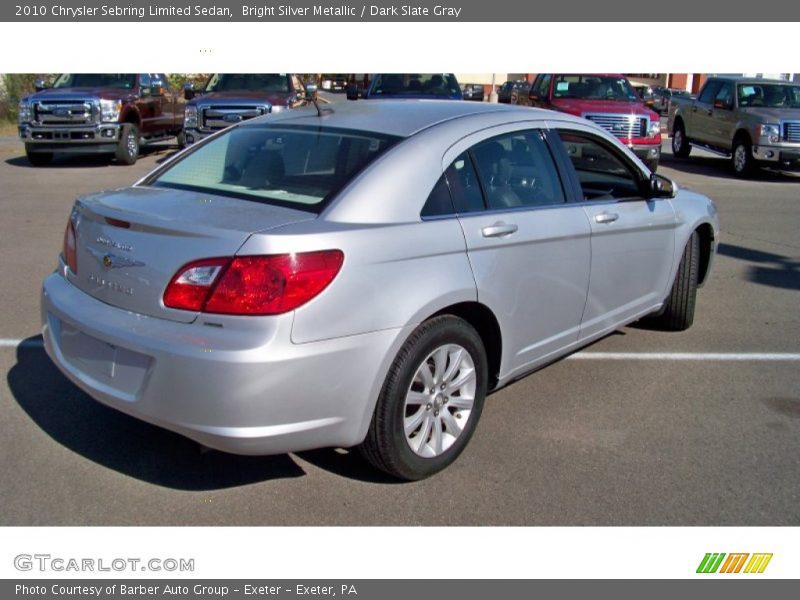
[651,231,699,331]
[25,145,53,166]
[671,122,691,158]
[359,315,488,480]
[115,123,139,165]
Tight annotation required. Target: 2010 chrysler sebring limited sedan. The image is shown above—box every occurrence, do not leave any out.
[42,101,719,480]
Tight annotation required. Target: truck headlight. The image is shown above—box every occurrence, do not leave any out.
[100,99,122,122]
[184,105,198,128]
[758,124,781,143]
[648,119,661,138]
[17,100,32,123]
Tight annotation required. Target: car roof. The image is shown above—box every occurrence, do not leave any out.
[708,76,796,85]
[239,100,566,138]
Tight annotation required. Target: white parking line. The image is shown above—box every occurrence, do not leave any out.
[567,352,800,361]
[0,338,799,362]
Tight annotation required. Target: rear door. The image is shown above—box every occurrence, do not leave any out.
[690,79,724,146]
[445,124,592,377]
[549,126,679,339]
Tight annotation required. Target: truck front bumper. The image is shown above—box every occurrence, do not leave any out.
[629,143,661,163]
[19,123,122,153]
[752,143,800,165]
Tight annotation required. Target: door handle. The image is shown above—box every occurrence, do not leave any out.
[481,222,518,238]
[594,212,619,224]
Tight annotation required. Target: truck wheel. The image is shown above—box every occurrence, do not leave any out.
[732,136,754,177]
[358,315,488,481]
[671,123,691,158]
[115,124,140,165]
[650,231,699,331]
[176,130,187,150]
[24,145,53,166]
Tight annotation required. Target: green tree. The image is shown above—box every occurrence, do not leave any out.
[0,74,54,120]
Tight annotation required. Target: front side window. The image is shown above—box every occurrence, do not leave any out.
[149,126,399,212]
[470,130,565,209]
[555,130,643,200]
[535,74,552,97]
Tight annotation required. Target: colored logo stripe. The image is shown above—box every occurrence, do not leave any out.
[697,553,772,574]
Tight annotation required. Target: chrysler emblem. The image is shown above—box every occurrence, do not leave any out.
[88,246,145,269]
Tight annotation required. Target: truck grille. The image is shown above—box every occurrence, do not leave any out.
[583,113,648,138]
[34,100,97,125]
[783,121,800,143]
[201,105,270,131]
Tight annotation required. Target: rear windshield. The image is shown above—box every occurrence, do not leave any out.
[552,75,639,102]
[149,125,400,212]
[53,74,137,89]
[370,74,461,98]
[205,74,291,93]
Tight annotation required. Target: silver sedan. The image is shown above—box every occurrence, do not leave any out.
[41,101,719,480]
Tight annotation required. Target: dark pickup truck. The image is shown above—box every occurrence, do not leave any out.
[18,73,185,165]
[182,74,314,145]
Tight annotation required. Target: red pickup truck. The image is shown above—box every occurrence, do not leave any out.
[18,73,185,166]
[522,74,663,171]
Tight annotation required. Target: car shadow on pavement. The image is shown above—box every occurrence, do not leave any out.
[4,144,179,169]
[295,449,405,485]
[660,154,800,182]
[717,243,800,291]
[7,336,307,490]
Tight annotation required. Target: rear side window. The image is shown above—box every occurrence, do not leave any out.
[698,80,723,104]
[150,126,399,212]
[470,130,565,209]
[421,175,455,218]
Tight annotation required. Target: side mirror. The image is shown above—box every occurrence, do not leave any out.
[650,173,676,198]
[34,79,47,91]
[304,83,318,99]
[528,93,540,103]
[346,85,359,101]
[151,83,165,97]
[183,82,195,100]
[713,99,731,110]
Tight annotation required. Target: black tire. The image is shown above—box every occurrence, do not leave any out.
[645,159,659,173]
[359,315,488,481]
[115,123,140,165]
[25,145,53,166]
[651,231,699,331]
[176,129,187,150]
[731,135,754,177]
[671,122,691,158]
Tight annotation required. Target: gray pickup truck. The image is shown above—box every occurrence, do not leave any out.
[668,76,800,176]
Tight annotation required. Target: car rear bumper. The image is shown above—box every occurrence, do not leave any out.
[41,271,405,455]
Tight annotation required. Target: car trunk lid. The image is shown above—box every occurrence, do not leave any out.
[66,186,315,323]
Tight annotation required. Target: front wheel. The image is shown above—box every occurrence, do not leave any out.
[25,145,53,166]
[359,315,488,481]
[671,123,691,158]
[115,123,140,165]
[732,137,754,177]
[650,231,699,331]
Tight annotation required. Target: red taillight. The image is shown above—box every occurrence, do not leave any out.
[163,250,344,315]
[62,219,78,274]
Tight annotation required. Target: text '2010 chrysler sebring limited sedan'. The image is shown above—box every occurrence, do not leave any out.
[42,101,719,480]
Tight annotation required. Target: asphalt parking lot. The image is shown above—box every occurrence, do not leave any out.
[1,115,798,526]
